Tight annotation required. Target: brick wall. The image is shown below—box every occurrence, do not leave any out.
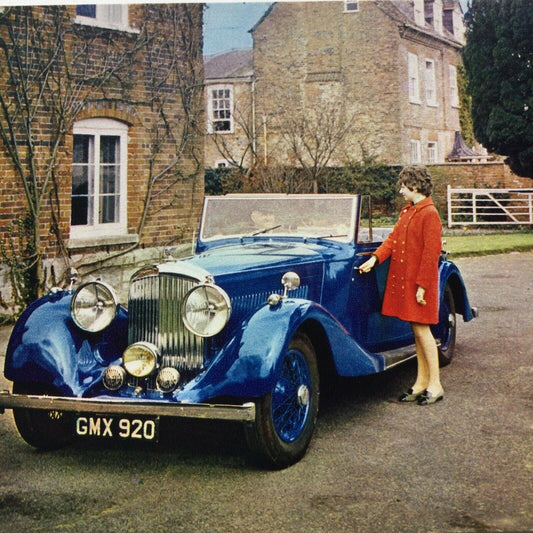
[428,162,533,217]
[0,4,204,313]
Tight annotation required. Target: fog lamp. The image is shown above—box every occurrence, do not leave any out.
[123,342,158,378]
[102,365,126,391]
[156,367,180,393]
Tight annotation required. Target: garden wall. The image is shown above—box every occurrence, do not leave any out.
[425,162,532,218]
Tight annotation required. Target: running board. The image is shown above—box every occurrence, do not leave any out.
[381,345,417,369]
[381,340,441,370]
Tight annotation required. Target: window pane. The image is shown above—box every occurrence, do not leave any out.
[344,1,359,12]
[73,134,91,163]
[100,195,117,224]
[99,136,120,224]
[76,5,96,18]
[72,135,94,226]
[100,135,119,163]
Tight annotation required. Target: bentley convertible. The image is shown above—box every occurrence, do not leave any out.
[0,194,476,468]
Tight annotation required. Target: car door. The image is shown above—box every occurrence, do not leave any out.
[350,197,413,352]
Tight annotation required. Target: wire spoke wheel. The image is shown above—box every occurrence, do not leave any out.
[245,333,319,469]
[272,349,311,442]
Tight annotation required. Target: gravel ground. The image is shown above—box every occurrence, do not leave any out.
[0,252,531,533]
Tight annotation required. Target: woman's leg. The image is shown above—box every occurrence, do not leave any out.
[411,333,429,393]
[411,322,442,396]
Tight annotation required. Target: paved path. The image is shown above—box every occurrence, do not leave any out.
[0,252,532,533]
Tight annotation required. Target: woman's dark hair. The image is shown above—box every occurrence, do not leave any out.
[398,166,433,196]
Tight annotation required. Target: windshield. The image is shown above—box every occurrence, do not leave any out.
[199,194,358,243]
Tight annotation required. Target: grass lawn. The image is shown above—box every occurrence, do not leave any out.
[442,231,533,257]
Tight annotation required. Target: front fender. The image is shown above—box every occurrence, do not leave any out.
[176,298,382,403]
[4,291,128,395]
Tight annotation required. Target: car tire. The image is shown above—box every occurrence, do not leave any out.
[245,332,319,469]
[432,284,456,367]
[12,382,73,450]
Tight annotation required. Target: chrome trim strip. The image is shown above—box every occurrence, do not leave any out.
[382,345,417,370]
[0,391,256,422]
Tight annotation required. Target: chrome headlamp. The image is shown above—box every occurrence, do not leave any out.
[71,281,118,332]
[182,283,231,337]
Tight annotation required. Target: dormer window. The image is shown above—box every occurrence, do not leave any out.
[413,0,424,26]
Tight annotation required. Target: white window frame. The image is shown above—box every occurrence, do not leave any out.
[74,4,136,33]
[410,140,421,164]
[70,118,128,241]
[344,1,359,13]
[408,53,421,104]
[427,141,438,164]
[449,64,459,108]
[425,59,437,106]
[207,84,234,134]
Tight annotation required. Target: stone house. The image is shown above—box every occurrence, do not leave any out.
[0,4,204,309]
[206,0,466,170]
[252,0,465,167]
[204,49,254,169]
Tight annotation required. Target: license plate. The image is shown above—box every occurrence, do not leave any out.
[75,415,159,442]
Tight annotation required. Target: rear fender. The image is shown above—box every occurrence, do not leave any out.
[176,298,382,403]
[439,260,476,322]
[4,292,128,395]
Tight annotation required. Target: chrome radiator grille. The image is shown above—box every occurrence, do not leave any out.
[128,273,204,372]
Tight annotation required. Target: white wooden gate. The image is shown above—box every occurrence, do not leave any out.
[447,186,533,227]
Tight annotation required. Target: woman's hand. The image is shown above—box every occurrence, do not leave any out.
[416,286,427,306]
[358,255,378,273]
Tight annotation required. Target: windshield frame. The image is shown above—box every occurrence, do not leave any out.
[198,194,360,246]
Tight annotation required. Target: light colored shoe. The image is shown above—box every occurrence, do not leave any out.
[417,389,444,405]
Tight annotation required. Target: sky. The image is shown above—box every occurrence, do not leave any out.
[203,2,272,56]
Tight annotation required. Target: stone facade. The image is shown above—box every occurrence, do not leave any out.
[251,0,465,167]
[204,49,254,169]
[0,4,204,312]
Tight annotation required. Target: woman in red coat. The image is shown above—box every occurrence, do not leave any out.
[359,167,444,405]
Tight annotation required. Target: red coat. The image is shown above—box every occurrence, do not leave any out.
[373,197,442,324]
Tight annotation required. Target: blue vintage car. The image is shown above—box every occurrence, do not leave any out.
[0,194,476,468]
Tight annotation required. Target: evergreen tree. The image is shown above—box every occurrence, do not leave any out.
[463,0,533,178]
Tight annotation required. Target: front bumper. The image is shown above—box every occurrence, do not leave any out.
[0,390,256,422]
